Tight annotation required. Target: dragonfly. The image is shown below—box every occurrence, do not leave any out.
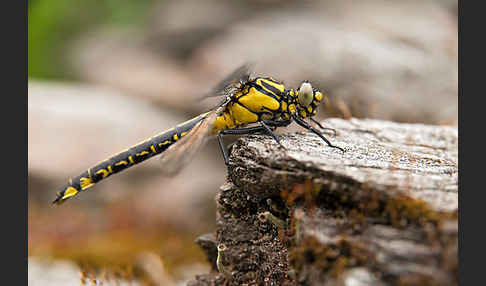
[53,64,344,205]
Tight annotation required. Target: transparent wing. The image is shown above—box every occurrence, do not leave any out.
[202,63,253,99]
[158,106,223,176]
[159,65,251,176]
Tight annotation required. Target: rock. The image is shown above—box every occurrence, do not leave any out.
[189,118,457,285]
[66,1,457,125]
[191,0,457,124]
[69,31,207,112]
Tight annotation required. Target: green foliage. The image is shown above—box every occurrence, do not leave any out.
[28,0,154,80]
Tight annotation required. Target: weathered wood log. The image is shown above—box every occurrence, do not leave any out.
[189,118,458,286]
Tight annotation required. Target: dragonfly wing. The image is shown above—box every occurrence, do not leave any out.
[202,63,253,99]
[158,106,222,176]
[159,64,248,175]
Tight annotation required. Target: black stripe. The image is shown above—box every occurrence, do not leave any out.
[260,79,283,97]
[252,82,279,100]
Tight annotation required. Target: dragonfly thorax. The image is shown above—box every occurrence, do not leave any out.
[212,77,289,132]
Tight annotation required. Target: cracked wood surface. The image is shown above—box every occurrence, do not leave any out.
[227,118,458,212]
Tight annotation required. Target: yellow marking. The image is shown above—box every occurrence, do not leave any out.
[238,88,280,113]
[282,113,290,120]
[96,169,110,178]
[136,151,149,157]
[289,104,296,113]
[108,165,113,173]
[242,85,250,96]
[261,113,273,120]
[129,156,134,164]
[315,92,323,101]
[80,177,94,190]
[281,101,288,112]
[307,106,313,113]
[212,112,236,134]
[229,103,259,125]
[115,160,128,166]
[173,134,179,141]
[235,86,250,100]
[159,140,171,147]
[150,145,156,153]
[300,110,307,117]
[257,78,285,93]
[61,186,78,200]
[181,131,188,137]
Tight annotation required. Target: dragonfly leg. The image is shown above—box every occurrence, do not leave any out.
[218,126,266,165]
[260,121,283,146]
[310,117,337,136]
[218,123,285,165]
[261,119,293,146]
[293,115,345,153]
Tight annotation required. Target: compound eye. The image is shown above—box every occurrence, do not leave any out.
[298,82,313,107]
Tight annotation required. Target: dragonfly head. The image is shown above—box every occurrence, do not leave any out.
[294,81,324,119]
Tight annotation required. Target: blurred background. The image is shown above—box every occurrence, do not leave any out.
[28,0,457,285]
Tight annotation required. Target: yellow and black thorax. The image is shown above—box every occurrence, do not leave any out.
[212,77,324,134]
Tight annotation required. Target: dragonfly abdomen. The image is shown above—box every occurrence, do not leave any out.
[53,113,208,204]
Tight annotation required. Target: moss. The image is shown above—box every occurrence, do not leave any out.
[281,179,321,212]
[284,181,457,229]
[352,190,458,231]
[289,236,375,279]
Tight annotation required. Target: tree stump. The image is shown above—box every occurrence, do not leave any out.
[189,118,458,286]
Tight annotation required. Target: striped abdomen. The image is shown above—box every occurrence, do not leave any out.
[54,113,209,204]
